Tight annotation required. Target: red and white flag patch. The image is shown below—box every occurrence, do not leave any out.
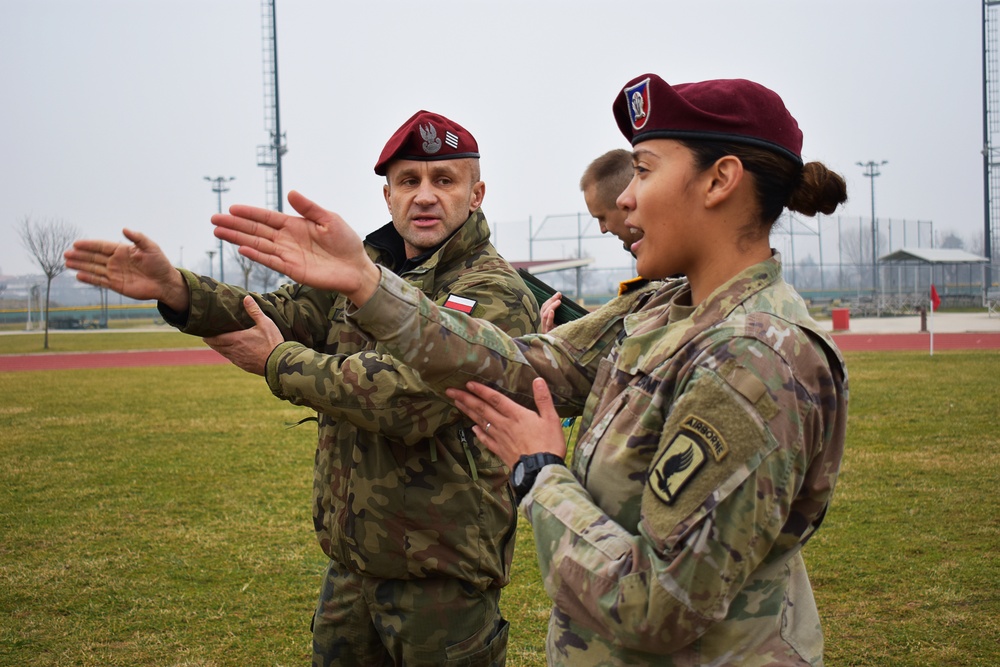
[443,294,477,314]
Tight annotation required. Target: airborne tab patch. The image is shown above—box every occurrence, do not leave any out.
[681,414,729,462]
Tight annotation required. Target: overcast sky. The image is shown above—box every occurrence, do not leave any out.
[0,0,986,278]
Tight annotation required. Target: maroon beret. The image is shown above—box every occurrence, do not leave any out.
[613,74,803,165]
[373,110,480,176]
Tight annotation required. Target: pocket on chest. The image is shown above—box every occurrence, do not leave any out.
[573,376,663,531]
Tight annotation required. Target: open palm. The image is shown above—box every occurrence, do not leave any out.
[212,190,377,299]
[65,229,180,303]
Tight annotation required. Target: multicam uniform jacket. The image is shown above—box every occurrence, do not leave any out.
[162,210,539,591]
[351,252,848,666]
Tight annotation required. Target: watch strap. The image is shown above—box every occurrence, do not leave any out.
[513,452,565,505]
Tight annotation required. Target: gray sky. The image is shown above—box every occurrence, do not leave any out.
[0,0,985,278]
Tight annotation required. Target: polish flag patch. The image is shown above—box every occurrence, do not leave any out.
[443,294,477,314]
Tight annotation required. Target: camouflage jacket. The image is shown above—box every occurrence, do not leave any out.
[351,253,848,666]
[163,210,539,590]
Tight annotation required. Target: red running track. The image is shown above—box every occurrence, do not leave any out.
[829,332,1000,352]
[0,348,228,372]
[2,333,999,373]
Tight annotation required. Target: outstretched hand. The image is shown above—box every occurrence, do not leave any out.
[446,378,567,468]
[64,229,189,311]
[211,191,381,305]
[202,295,284,376]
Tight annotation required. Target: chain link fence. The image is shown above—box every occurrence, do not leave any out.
[494,212,989,315]
[2,213,991,328]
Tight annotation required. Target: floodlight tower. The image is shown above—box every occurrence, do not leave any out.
[204,175,235,282]
[983,0,1000,297]
[856,160,887,294]
[257,0,287,212]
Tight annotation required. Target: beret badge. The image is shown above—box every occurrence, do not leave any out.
[624,77,651,131]
[419,123,442,154]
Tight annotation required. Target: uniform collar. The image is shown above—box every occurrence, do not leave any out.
[364,208,492,277]
[616,252,785,373]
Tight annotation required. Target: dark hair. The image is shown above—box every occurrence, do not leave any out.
[679,140,847,229]
[580,149,633,208]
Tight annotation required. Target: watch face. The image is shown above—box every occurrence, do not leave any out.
[512,462,526,487]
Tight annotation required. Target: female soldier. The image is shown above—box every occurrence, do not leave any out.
[207,72,849,666]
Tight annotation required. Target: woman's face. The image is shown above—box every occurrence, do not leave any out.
[617,139,704,280]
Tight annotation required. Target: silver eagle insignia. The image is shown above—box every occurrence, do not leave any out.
[420,123,442,154]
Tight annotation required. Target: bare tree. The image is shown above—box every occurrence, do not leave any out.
[230,245,255,290]
[251,262,285,292]
[18,216,80,349]
[967,232,985,257]
[838,226,885,291]
[793,254,822,290]
[939,232,964,249]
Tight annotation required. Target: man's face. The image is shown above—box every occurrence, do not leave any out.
[583,181,638,253]
[383,159,485,258]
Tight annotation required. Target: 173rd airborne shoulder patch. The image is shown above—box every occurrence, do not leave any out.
[649,415,730,505]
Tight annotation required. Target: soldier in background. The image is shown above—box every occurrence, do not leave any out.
[539,149,656,453]
[66,110,539,667]
[539,148,642,334]
[205,73,851,665]
[580,148,638,254]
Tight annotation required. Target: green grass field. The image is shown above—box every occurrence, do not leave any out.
[1,335,998,666]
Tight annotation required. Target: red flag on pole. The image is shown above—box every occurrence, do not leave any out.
[930,284,941,312]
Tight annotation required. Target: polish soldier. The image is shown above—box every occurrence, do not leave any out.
[65,110,539,667]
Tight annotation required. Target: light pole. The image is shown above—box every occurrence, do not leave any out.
[856,160,887,295]
[206,250,216,280]
[204,176,236,282]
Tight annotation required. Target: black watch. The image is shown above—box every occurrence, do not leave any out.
[511,453,564,505]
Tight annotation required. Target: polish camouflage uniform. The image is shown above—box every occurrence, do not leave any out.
[351,252,848,666]
[160,209,539,666]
